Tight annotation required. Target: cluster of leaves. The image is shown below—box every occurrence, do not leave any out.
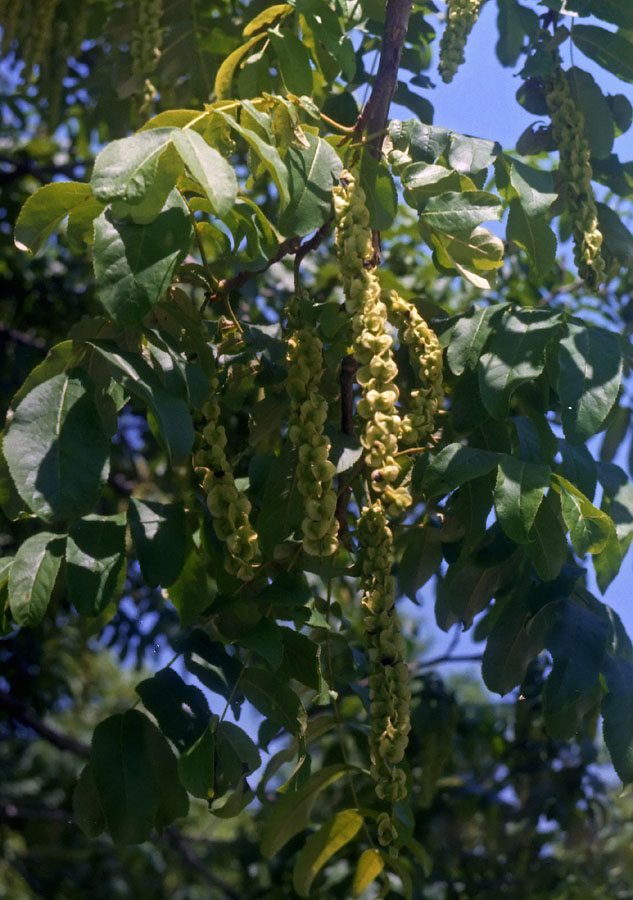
[2,0,633,896]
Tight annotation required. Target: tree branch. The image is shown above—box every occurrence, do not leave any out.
[418,653,484,669]
[355,0,413,157]
[163,827,241,899]
[0,690,90,757]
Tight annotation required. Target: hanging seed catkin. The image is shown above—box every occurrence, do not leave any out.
[286,326,339,557]
[131,0,163,108]
[194,379,260,581]
[544,62,605,287]
[438,0,482,84]
[384,290,443,449]
[333,170,406,511]
[358,503,411,848]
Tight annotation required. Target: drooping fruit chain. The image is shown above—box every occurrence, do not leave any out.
[438,0,483,84]
[286,325,339,557]
[544,62,605,288]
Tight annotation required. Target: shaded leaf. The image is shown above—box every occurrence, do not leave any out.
[421,443,500,497]
[93,194,192,325]
[572,25,633,84]
[524,490,568,582]
[128,498,189,588]
[66,514,126,616]
[602,655,633,784]
[136,668,210,752]
[4,371,111,522]
[241,668,306,735]
[89,710,188,844]
[177,727,215,799]
[506,200,556,278]
[493,455,550,543]
[8,532,65,627]
[544,598,610,738]
[260,763,348,858]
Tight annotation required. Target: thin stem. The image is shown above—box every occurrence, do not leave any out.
[220,650,253,723]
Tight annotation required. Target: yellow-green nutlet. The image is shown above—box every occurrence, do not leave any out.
[438,0,482,84]
[384,290,443,449]
[194,384,260,581]
[286,327,339,557]
[545,63,605,288]
[333,170,405,505]
[358,503,411,849]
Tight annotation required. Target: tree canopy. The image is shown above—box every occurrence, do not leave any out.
[2,0,633,896]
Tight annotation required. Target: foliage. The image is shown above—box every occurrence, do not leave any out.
[2,0,633,895]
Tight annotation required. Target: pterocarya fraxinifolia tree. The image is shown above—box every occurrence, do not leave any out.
[2,0,633,895]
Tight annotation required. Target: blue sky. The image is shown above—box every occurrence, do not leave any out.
[408,2,633,661]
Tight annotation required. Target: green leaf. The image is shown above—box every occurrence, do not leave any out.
[596,201,633,263]
[0,556,13,591]
[544,598,610,738]
[292,809,363,897]
[260,763,348,858]
[568,67,615,159]
[4,371,111,522]
[397,524,443,601]
[426,224,504,288]
[506,200,557,278]
[359,152,398,232]
[14,182,94,255]
[66,514,126,616]
[420,191,502,236]
[214,34,267,98]
[8,532,65,626]
[558,440,597,502]
[447,134,500,173]
[171,129,237,218]
[91,129,176,204]
[572,25,633,84]
[585,0,633,29]
[269,29,313,96]
[93,194,193,325]
[524,490,568,582]
[278,627,321,689]
[436,533,520,630]
[241,667,306,735]
[445,303,506,376]
[602,655,633,784]
[557,320,622,445]
[215,722,261,782]
[421,443,500,497]
[128,498,189,588]
[553,474,617,557]
[87,341,194,465]
[352,848,385,898]
[177,727,215,799]
[278,132,343,237]
[256,444,304,555]
[482,597,556,696]
[478,307,561,418]
[389,119,450,164]
[494,455,550,543]
[401,163,465,204]
[509,158,557,216]
[136,668,210,752]
[216,110,290,208]
[89,710,188,843]
[166,546,211,626]
[241,617,284,669]
[73,763,105,838]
